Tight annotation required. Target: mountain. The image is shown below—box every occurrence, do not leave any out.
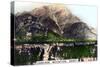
[14,4,97,40]
[63,22,96,39]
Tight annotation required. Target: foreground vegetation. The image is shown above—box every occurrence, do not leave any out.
[15,31,97,44]
[14,31,97,65]
[14,45,97,65]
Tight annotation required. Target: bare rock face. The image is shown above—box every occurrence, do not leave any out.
[29,4,72,34]
[14,4,97,40]
[63,22,97,39]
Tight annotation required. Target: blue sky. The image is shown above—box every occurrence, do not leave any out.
[15,2,97,28]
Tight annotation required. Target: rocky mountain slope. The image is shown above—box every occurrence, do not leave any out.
[14,4,97,40]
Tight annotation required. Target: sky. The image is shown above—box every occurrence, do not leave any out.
[14,2,97,28]
[67,5,97,28]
